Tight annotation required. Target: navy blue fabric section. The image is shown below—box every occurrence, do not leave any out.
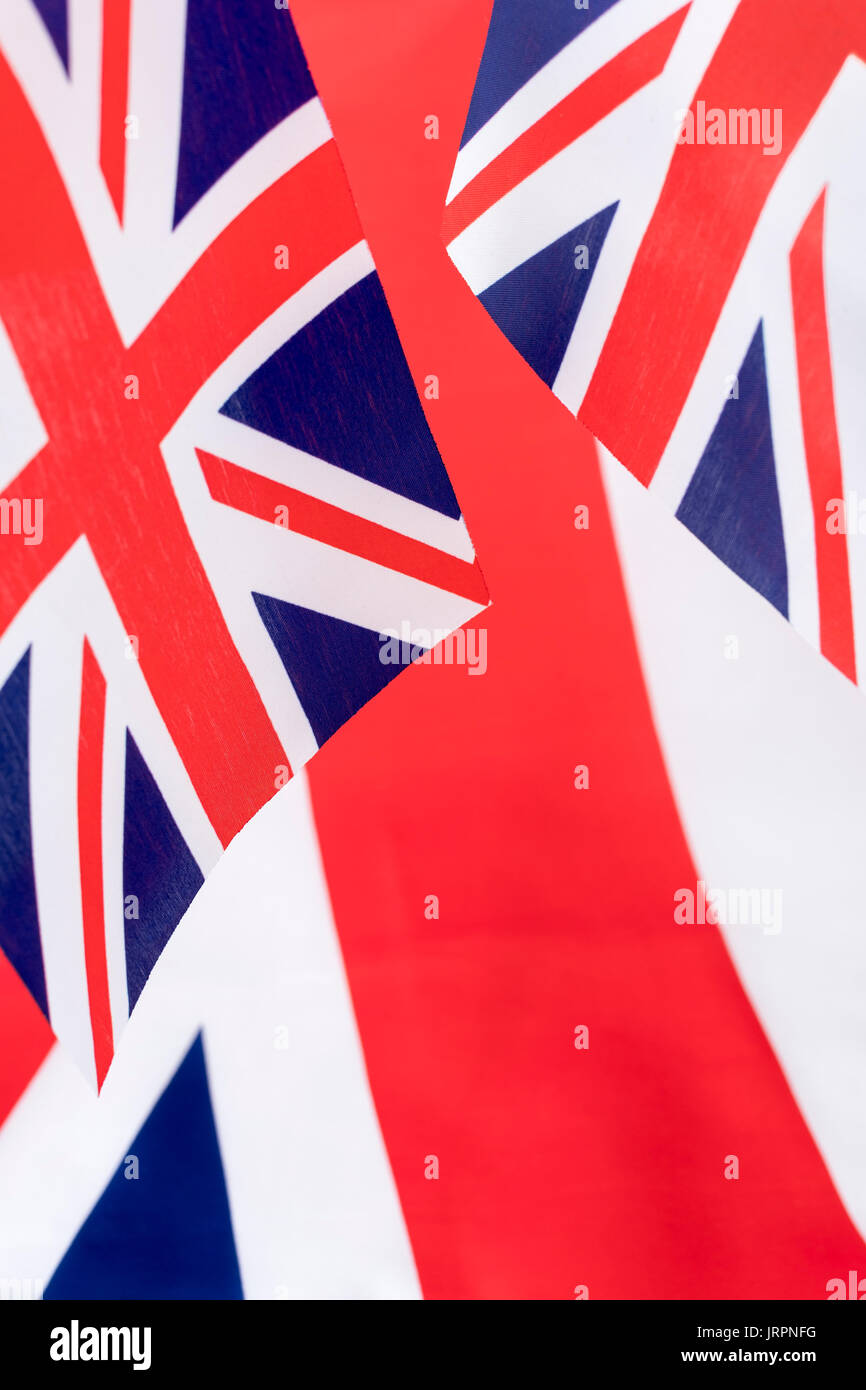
[0,649,48,1019]
[173,0,316,225]
[32,0,69,72]
[254,593,421,748]
[45,1034,243,1300]
[122,732,204,1012]
[677,323,788,618]
[461,0,623,145]
[221,271,461,518]
[478,204,617,387]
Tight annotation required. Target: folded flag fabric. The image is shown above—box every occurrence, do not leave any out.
[444,0,865,685]
[2,0,866,1302]
[0,0,486,1089]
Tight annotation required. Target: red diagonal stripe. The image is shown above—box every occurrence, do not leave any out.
[0,452,82,639]
[790,190,856,683]
[197,449,488,606]
[0,54,120,427]
[442,8,689,247]
[77,640,113,1090]
[99,0,132,223]
[135,140,363,435]
[580,0,866,485]
[0,948,53,1125]
[0,48,294,846]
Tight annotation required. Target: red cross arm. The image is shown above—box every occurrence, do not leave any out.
[0,48,302,845]
[579,0,866,485]
[0,451,82,637]
[134,138,365,436]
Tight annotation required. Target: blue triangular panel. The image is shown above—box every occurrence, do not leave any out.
[173,0,316,226]
[45,1034,242,1300]
[123,733,204,1012]
[461,0,623,145]
[479,204,617,387]
[0,649,48,1019]
[676,323,788,618]
[221,272,460,519]
[254,593,423,748]
[32,0,69,73]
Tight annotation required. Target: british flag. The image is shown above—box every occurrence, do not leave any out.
[444,0,866,684]
[0,0,487,1089]
[3,0,866,1308]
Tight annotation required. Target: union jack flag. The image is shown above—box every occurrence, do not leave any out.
[445,0,866,682]
[0,0,486,1089]
[2,0,866,1308]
